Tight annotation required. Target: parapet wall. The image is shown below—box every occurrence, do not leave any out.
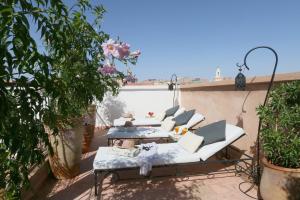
[180,72,300,153]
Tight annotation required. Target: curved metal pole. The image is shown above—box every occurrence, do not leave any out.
[170,73,178,84]
[170,74,178,106]
[239,46,278,183]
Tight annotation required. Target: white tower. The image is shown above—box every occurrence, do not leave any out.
[214,67,222,81]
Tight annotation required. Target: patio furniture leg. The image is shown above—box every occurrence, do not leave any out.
[95,171,106,197]
[94,171,98,196]
[225,147,230,159]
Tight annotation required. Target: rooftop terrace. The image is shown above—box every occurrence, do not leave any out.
[18,72,299,200]
[33,129,257,200]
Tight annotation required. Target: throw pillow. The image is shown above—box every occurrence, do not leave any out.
[165,105,179,117]
[161,119,176,131]
[173,109,195,126]
[178,131,204,153]
[194,120,226,146]
[156,112,166,121]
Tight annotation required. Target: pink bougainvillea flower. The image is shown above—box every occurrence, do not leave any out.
[101,39,119,57]
[130,50,141,58]
[117,43,130,59]
[97,64,117,75]
[125,74,137,82]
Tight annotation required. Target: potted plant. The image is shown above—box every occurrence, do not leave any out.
[0,0,140,198]
[257,80,300,200]
[82,105,97,153]
[45,5,140,178]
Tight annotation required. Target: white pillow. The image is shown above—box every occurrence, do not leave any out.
[178,131,204,153]
[173,107,185,117]
[156,112,166,121]
[161,119,176,131]
[163,116,173,122]
[186,113,205,128]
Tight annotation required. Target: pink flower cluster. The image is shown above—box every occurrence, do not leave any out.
[99,38,140,77]
[97,64,117,75]
[101,39,141,60]
[124,74,137,82]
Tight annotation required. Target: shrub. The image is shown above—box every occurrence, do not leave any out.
[257,80,300,168]
[0,0,137,198]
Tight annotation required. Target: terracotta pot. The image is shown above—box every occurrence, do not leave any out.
[82,125,92,153]
[86,124,95,138]
[81,133,90,154]
[260,157,300,200]
[47,117,84,179]
[87,104,96,125]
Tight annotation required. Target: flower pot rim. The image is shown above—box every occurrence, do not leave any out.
[262,157,300,172]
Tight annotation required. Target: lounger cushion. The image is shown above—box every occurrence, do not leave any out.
[173,109,195,126]
[93,124,245,170]
[163,116,173,122]
[114,118,161,127]
[185,113,205,129]
[165,105,179,117]
[178,131,204,153]
[107,127,170,139]
[156,112,166,121]
[161,119,176,131]
[194,120,226,146]
[93,143,201,170]
[173,107,185,117]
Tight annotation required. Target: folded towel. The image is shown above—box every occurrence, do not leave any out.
[137,142,158,176]
[110,146,140,157]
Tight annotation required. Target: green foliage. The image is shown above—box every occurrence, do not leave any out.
[257,80,300,168]
[0,0,125,198]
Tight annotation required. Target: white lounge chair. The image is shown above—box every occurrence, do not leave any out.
[113,117,162,127]
[93,124,251,196]
[107,113,205,145]
[113,107,186,127]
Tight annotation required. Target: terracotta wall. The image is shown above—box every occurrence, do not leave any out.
[180,72,300,154]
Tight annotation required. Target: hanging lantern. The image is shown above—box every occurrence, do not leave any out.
[235,72,246,90]
[168,74,177,91]
[235,64,247,90]
[168,83,174,91]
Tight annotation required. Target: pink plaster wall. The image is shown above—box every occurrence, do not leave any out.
[180,72,300,154]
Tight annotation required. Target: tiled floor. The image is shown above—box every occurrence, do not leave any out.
[34,129,258,200]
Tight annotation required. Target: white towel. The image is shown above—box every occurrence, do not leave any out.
[137,142,158,176]
[110,147,140,157]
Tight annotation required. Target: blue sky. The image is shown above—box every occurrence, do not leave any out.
[85,1,299,80]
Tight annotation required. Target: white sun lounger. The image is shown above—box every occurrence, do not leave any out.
[113,107,187,127]
[113,117,162,127]
[106,127,171,145]
[108,113,206,145]
[94,124,250,196]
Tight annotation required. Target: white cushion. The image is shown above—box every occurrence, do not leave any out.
[110,146,140,157]
[163,116,173,122]
[195,124,245,161]
[186,113,205,128]
[156,112,166,121]
[178,131,204,153]
[161,119,176,131]
[173,107,185,117]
